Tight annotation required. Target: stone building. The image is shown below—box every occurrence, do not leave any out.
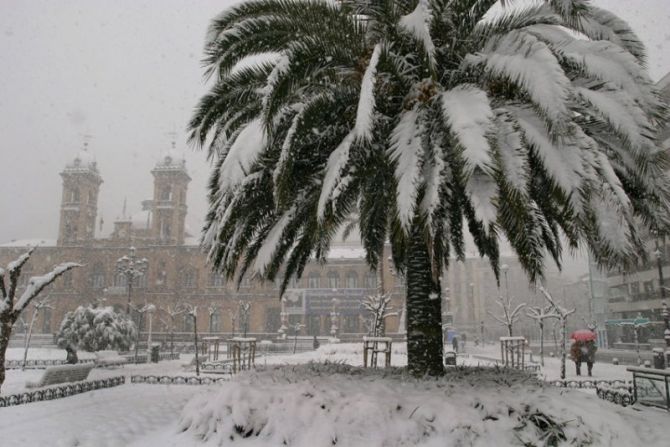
[0,150,405,339]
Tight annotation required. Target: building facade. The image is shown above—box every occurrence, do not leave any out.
[0,150,405,339]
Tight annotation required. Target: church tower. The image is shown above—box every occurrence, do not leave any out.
[150,146,190,245]
[57,148,103,245]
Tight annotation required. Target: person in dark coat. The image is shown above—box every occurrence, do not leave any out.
[65,344,78,364]
[452,336,459,353]
[313,335,320,350]
[571,340,597,376]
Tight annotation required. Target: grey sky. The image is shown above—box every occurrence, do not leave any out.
[0,0,668,243]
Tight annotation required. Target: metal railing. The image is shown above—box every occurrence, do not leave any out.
[0,376,125,408]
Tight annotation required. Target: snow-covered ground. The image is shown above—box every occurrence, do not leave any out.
[1,343,666,446]
[467,344,632,381]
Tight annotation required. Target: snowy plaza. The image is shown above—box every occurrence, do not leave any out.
[2,0,670,445]
[1,343,669,446]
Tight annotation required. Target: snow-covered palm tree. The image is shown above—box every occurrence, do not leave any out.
[190,0,670,376]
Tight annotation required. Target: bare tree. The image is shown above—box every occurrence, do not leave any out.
[179,302,200,376]
[0,248,80,392]
[207,303,220,333]
[539,287,576,380]
[362,293,397,337]
[159,303,186,357]
[526,305,559,367]
[487,294,526,337]
[22,295,54,370]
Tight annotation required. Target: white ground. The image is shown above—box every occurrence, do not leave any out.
[1,344,667,447]
[467,344,632,381]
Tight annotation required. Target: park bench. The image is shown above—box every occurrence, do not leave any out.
[25,363,94,389]
[627,366,670,411]
[94,350,128,368]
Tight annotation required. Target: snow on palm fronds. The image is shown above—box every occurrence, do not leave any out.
[191,0,670,289]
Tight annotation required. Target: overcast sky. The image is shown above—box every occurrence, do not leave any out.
[0,0,668,244]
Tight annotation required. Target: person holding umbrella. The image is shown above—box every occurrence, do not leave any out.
[570,329,598,376]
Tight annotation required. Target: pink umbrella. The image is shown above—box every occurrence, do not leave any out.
[570,329,597,342]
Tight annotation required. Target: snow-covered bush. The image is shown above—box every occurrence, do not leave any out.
[56,305,136,352]
[176,363,665,446]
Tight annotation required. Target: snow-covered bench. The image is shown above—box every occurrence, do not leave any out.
[26,363,94,388]
[94,350,128,368]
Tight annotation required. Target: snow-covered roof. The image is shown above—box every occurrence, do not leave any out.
[326,246,366,260]
[0,239,57,248]
[154,148,187,172]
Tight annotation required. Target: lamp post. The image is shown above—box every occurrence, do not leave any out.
[662,301,670,349]
[115,247,148,315]
[330,298,340,338]
[278,297,288,339]
[238,300,251,338]
[146,303,156,358]
[655,248,666,300]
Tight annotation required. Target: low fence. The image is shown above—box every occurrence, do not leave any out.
[4,359,96,370]
[5,352,179,369]
[0,376,126,408]
[548,379,631,389]
[130,375,230,385]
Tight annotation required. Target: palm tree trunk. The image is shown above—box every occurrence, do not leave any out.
[406,226,444,376]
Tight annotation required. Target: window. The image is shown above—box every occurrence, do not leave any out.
[343,315,359,333]
[114,273,127,288]
[161,185,172,201]
[327,271,339,289]
[155,260,167,287]
[160,219,172,239]
[70,188,80,203]
[265,308,280,332]
[183,314,194,332]
[345,272,358,289]
[90,263,105,289]
[183,269,197,288]
[644,280,655,293]
[308,273,320,289]
[209,272,224,287]
[209,312,220,332]
[366,273,377,289]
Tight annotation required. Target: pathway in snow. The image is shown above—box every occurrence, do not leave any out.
[0,384,206,447]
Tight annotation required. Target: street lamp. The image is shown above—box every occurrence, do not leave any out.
[330,298,340,337]
[655,248,666,300]
[662,301,670,349]
[278,297,288,339]
[115,246,148,315]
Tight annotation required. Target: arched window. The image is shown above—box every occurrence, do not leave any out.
[90,263,105,289]
[155,260,168,287]
[345,272,358,289]
[209,272,224,287]
[209,312,221,332]
[327,271,339,289]
[114,273,127,288]
[70,188,80,203]
[183,314,194,332]
[161,185,172,201]
[308,272,320,289]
